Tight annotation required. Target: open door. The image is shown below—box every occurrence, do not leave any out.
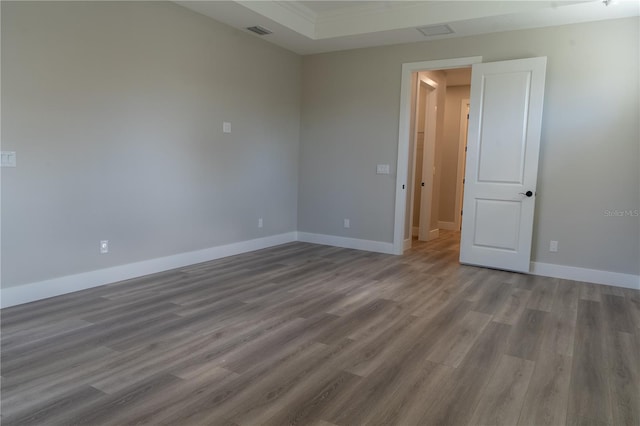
[460,57,547,273]
[418,79,438,241]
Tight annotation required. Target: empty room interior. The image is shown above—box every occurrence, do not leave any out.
[2,1,639,425]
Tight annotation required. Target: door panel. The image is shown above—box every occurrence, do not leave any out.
[419,81,438,241]
[477,72,531,184]
[460,57,547,273]
[473,199,521,250]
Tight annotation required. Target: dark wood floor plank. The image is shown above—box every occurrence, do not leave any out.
[567,415,609,426]
[0,295,113,333]
[493,287,533,325]
[92,313,305,394]
[1,345,119,411]
[518,353,572,426]
[580,282,603,302]
[99,367,239,426]
[468,354,535,426]
[622,288,640,330]
[2,305,181,377]
[65,374,183,425]
[340,314,417,377]
[168,341,348,425]
[410,272,475,318]
[427,310,492,367]
[380,360,455,426]
[0,318,93,351]
[1,385,106,426]
[538,281,580,357]
[223,313,341,374]
[256,369,362,426]
[473,281,514,315]
[539,311,577,358]
[311,298,397,345]
[606,331,640,426]
[323,280,385,316]
[601,293,634,333]
[418,321,513,425]
[567,299,612,424]
[599,284,626,297]
[526,278,558,312]
[322,299,475,425]
[322,342,437,426]
[552,280,581,317]
[505,308,549,361]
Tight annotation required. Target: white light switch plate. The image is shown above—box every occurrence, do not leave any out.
[223,122,231,133]
[1,151,16,167]
[376,164,390,175]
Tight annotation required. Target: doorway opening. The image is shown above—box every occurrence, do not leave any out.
[393,56,482,256]
[407,68,471,252]
[394,56,546,273]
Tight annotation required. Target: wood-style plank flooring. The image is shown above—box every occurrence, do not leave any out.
[2,231,639,425]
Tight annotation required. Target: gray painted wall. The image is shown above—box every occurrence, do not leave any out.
[299,18,639,275]
[1,1,301,287]
[2,4,638,292]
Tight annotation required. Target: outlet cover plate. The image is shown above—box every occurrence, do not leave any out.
[1,151,16,167]
[376,164,390,175]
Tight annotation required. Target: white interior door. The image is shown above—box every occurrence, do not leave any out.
[419,82,437,241]
[460,57,547,273]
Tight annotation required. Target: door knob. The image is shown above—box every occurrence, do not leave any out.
[519,190,534,197]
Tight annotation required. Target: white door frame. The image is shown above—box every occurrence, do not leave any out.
[393,56,482,254]
[408,76,424,242]
[454,98,470,231]
[406,73,420,246]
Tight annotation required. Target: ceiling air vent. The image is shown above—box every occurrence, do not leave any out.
[246,25,273,36]
[416,24,454,38]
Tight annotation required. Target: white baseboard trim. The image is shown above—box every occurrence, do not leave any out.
[428,229,440,241]
[403,238,412,251]
[531,262,640,290]
[297,232,395,255]
[5,232,637,308]
[438,221,458,231]
[0,232,297,308]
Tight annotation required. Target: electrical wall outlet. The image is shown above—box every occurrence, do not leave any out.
[1,151,16,167]
[376,164,390,175]
[258,218,263,228]
[343,218,350,228]
[100,240,109,254]
[223,121,231,133]
[549,240,558,252]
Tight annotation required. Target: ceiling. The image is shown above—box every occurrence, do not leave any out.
[177,1,640,54]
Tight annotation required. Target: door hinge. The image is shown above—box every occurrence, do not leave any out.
[465,146,467,152]
[467,113,469,119]
[463,178,465,184]
[461,209,463,216]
